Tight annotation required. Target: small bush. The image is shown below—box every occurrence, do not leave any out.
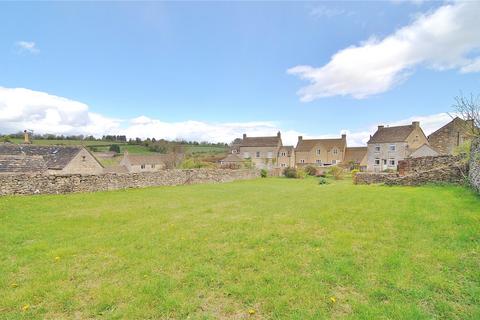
[318,177,328,185]
[329,166,344,180]
[296,168,307,179]
[180,158,214,169]
[283,167,297,179]
[109,144,121,153]
[260,169,268,178]
[304,165,317,176]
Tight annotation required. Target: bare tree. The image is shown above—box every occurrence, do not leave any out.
[452,92,480,136]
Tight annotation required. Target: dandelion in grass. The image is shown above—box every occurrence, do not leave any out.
[11,283,18,288]
[330,297,336,303]
[55,256,60,261]
[248,308,255,315]
[22,304,30,311]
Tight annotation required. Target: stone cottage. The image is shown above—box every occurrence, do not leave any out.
[0,144,103,175]
[428,117,476,155]
[295,134,347,167]
[344,147,368,171]
[238,132,283,170]
[219,153,244,168]
[367,121,429,172]
[120,152,177,172]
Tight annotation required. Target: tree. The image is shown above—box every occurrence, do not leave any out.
[452,93,480,136]
[109,144,121,153]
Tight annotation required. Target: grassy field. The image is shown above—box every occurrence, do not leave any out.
[0,178,479,319]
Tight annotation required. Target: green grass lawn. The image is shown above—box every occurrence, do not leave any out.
[1,178,479,319]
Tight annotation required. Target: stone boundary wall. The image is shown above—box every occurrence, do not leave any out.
[0,169,260,196]
[354,155,468,186]
[397,155,462,176]
[469,137,480,193]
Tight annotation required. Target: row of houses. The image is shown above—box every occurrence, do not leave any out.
[220,117,476,172]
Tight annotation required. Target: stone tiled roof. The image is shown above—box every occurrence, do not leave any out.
[0,144,82,170]
[124,154,174,165]
[428,117,476,138]
[279,146,294,151]
[0,155,48,174]
[295,138,346,152]
[240,136,281,147]
[220,154,243,163]
[103,165,129,173]
[368,125,417,144]
[344,147,367,166]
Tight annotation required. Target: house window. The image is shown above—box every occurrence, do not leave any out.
[300,159,305,164]
[281,163,286,167]
[280,151,286,157]
[82,155,86,162]
[232,149,237,154]
[244,152,250,158]
[375,145,380,152]
[316,159,322,165]
[316,149,321,155]
[256,151,261,158]
[332,148,338,155]
[267,151,273,159]
[389,159,395,166]
[141,164,146,169]
[389,144,396,151]
[151,164,155,168]
[374,158,380,165]
[332,160,337,165]
[383,159,387,165]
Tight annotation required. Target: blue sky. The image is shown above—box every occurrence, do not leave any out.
[1,1,479,145]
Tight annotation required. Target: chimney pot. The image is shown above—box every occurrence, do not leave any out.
[277,131,281,138]
[242,133,247,139]
[298,136,303,141]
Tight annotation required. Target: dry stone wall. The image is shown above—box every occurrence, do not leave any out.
[0,169,260,196]
[354,172,397,185]
[469,137,480,193]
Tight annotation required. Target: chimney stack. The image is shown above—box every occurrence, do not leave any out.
[298,136,303,141]
[243,133,247,139]
[412,121,420,128]
[377,125,384,130]
[277,131,281,138]
[23,130,31,144]
[341,133,346,140]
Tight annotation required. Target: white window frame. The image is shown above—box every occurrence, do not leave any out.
[389,144,396,151]
[375,145,380,152]
[383,159,387,165]
[300,159,305,164]
[332,148,338,155]
[267,151,273,159]
[280,163,286,167]
[389,159,395,166]
[332,159,337,165]
[256,151,261,158]
[374,158,380,165]
[316,159,322,165]
[280,151,286,157]
[316,149,321,155]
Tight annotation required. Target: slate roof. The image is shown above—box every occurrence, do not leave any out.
[368,125,416,144]
[344,147,367,166]
[240,136,281,147]
[0,144,82,170]
[295,138,346,152]
[220,154,243,163]
[0,155,47,174]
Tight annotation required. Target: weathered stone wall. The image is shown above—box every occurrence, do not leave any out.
[0,169,259,196]
[469,137,480,193]
[355,155,468,186]
[397,155,462,176]
[354,172,397,185]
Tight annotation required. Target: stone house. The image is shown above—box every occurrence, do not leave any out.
[120,152,177,172]
[409,144,439,158]
[277,146,295,168]
[428,117,476,155]
[219,153,244,168]
[344,147,368,171]
[295,134,347,167]
[367,121,429,172]
[238,132,283,170]
[0,144,104,175]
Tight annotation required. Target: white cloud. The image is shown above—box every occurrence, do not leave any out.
[309,6,351,18]
[15,41,39,54]
[288,2,480,101]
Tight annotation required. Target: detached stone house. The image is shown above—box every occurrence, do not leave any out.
[120,152,176,173]
[428,117,476,155]
[367,121,428,172]
[238,132,283,170]
[0,144,103,175]
[295,134,347,167]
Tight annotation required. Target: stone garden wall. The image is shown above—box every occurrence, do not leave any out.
[0,169,260,196]
[354,172,397,185]
[469,137,480,193]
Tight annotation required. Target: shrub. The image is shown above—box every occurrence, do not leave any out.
[296,168,307,179]
[260,169,268,178]
[329,166,344,180]
[350,169,360,182]
[109,144,121,153]
[179,158,214,169]
[304,165,317,176]
[318,177,328,185]
[283,167,297,178]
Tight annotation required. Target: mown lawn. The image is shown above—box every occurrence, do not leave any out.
[0,178,479,319]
